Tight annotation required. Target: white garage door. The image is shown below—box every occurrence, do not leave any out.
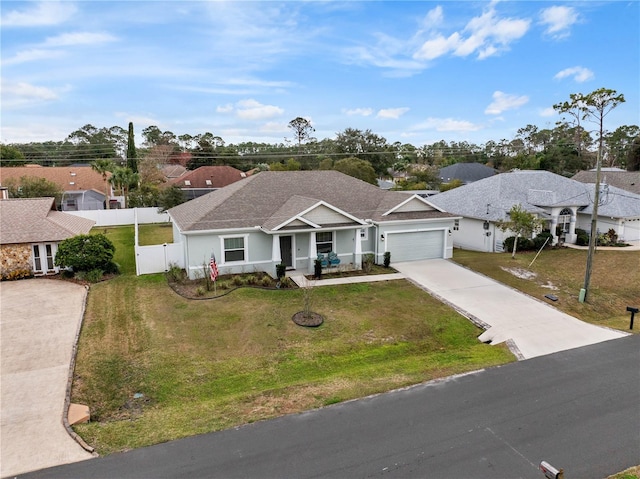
[387,230,444,262]
[623,220,640,242]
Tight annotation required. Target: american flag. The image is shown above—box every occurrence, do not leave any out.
[209,253,219,282]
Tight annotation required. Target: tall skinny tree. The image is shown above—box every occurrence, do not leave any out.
[575,88,625,302]
[126,122,137,173]
[287,117,315,151]
[496,204,543,259]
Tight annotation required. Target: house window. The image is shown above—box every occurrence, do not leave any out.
[558,208,572,234]
[360,228,368,241]
[453,219,460,231]
[45,244,55,270]
[224,237,245,262]
[33,245,42,272]
[316,231,333,254]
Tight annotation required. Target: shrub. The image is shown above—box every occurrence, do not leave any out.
[195,286,205,297]
[276,263,286,279]
[85,269,104,283]
[245,274,257,285]
[575,228,590,246]
[503,236,535,253]
[260,276,273,287]
[278,277,293,288]
[231,275,245,286]
[383,251,391,268]
[166,263,187,283]
[533,232,553,250]
[314,259,322,279]
[362,254,375,273]
[55,234,116,273]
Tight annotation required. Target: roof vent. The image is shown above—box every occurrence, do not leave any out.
[241,172,247,178]
[184,180,191,186]
[71,172,77,176]
[205,179,212,185]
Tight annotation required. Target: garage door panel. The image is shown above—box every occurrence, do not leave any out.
[388,231,444,262]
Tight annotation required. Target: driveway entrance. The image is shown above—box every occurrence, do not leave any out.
[1,279,94,477]
[393,259,627,359]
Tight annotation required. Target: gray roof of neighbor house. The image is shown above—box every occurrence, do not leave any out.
[168,170,454,232]
[572,170,640,195]
[439,163,498,184]
[427,170,594,221]
[0,197,95,244]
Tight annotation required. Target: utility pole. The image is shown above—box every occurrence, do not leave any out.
[581,143,602,303]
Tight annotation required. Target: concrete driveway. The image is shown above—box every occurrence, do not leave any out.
[1,279,94,478]
[394,259,628,359]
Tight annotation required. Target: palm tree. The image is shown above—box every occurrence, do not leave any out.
[91,159,114,209]
[109,166,140,209]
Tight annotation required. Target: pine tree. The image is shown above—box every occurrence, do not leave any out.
[127,122,138,172]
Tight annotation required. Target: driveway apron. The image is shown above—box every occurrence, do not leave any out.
[1,279,94,478]
[394,259,627,359]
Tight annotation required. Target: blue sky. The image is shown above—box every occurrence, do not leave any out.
[1,1,638,147]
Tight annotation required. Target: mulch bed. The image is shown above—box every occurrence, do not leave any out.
[292,311,324,327]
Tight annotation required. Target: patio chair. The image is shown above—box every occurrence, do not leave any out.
[328,252,341,267]
[317,253,329,268]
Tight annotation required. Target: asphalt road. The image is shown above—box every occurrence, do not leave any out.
[20,335,640,479]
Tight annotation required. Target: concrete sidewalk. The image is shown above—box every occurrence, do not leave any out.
[393,260,628,359]
[1,279,94,478]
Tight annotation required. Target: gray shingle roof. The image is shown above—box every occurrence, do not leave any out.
[572,170,640,195]
[580,184,640,218]
[439,163,497,183]
[168,171,454,232]
[428,170,595,221]
[0,198,95,244]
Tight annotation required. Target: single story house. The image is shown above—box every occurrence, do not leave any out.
[0,197,95,278]
[427,170,640,252]
[168,170,459,279]
[169,165,248,200]
[0,165,113,211]
[439,162,498,185]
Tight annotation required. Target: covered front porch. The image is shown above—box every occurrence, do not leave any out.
[268,225,371,276]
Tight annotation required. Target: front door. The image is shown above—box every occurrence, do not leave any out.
[279,236,293,268]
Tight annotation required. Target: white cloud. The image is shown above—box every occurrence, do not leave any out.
[554,66,593,83]
[216,104,234,114]
[539,107,556,118]
[236,99,284,120]
[414,4,530,61]
[1,79,61,108]
[540,6,578,39]
[43,32,118,47]
[412,117,482,132]
[1,49,65,66]
[485,91,529,115]
[343,108,373,117]
[1,1,77,27]
[377,107,409,119]
[421,6,444,29]
[260,121,288,133]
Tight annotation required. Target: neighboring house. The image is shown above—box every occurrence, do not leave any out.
[572,169,640,195]
[427,170,640,253]
[0,165,113,210]
[168,171,458,279]
[438,162,498,185]
[0,197,95,277]
[161,164,187,181]
[169,165,248,200]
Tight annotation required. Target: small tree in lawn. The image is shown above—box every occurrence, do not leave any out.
[55,234,117,273]
[496,204,543,258]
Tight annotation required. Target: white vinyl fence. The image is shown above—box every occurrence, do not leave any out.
[69,207,184,275]
[67,207,171,226]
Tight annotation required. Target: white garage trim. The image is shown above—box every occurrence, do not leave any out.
[385,228,446,261]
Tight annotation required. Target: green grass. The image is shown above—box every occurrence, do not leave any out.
[91,226,135,275]
[451,248,640,332]
[138,223,173,246]
[72,274,513,454]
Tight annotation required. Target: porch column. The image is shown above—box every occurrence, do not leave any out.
[272,235,281,263]
[354,229,362,270]
[566,208,577,243]
[550,213,559,245]
[308,231,317,272]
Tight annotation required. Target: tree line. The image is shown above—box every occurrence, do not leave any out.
[1,89,638,196]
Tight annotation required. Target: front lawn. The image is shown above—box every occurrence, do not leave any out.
[72,273,514,454]
[452,247,640,331]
